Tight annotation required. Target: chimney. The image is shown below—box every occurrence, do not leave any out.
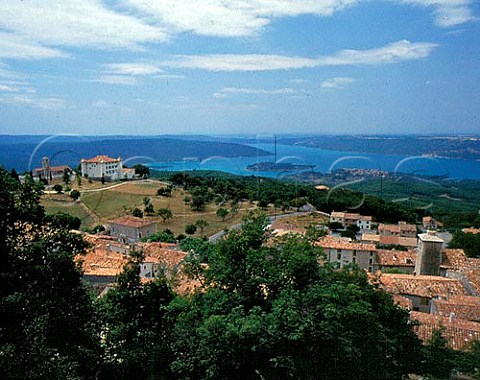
[449,312,455,323]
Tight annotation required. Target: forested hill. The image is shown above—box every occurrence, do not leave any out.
[0,136,269,172]
[277,135,480,160]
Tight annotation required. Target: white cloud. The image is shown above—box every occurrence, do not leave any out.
[92,100,109,108]
[0,95,67,109]
[0,0,167,59]
[125,0,357,37]
[397,0,476,27]
[0,84,20,92]
[321,77,355,89]
[155,74,185,80]
[164,40,438,71]
[95,75,138,85]
[0,33,67,60]
[213,87,296,98]
[317,40,437,65]
[105,63,164,76]
[164,54,319,71]
[289,79,308,84]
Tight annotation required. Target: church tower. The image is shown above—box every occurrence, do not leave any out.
[42,157,51,181]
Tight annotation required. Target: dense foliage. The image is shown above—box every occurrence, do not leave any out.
[0,171,100,379]
[1,169,479,379]
[449,230,480,258]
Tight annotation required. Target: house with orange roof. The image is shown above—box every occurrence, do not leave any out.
[81,154,135,181]
[431,295,480,322]
[378,273,467,312]
[378,221,417,237]
[410,311,480,350]
[317,236,377,271]
[374,249,416,273]
[109,215,158,242]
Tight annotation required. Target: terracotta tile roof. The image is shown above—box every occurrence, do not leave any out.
[78,237,187,276]
[379,235,418,247]
[330,211,345,218]
[410,311,480,350]
[34,165,71,173]
[393,294,413,309]
[362,233,380,242]
[315,185,330,190]
[462,228,480,235]
[378,222,416,235]
[81,155,120,163]
[441,249,467,270]
[138,242,186,270]
[359,215,372,221]
[375,250,416,267]
[463,258,480,295]
[110,215,157,229]
[379,273,468,298]
[317,236,376,251]
[344,213,361,220]
[122,168,135,173]
[432,296,480,322]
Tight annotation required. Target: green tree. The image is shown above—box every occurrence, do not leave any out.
[75,170,82,186]
[45,212,81,230]
[422,327,455,379]
[134,164,150,178]
[340,229,357,239]
[143,197,154,215]
[195,218,209,237]
[9,168,20,182]
[157,186,172,197]
[53,184,63,193]
[0,169,100,379]
[158,208,173,223]
[132,208,143,218]
[98,251,175,379]
[190,194,206,211]
[172,211,422,380]
[216,207,229,221]
[69,189,80,201]
[449,230,480,258]
[185,224,197,235]
[146,229,176,243]
[62,167,71,185]
[328,221,343,231]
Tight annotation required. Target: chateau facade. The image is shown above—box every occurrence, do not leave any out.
[81,155,133,181]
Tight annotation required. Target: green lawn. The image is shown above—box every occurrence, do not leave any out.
[41,199,93,229]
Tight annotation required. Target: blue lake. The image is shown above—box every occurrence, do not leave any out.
[149,143,480,181]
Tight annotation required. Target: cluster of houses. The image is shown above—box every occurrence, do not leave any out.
[270,210,480,350]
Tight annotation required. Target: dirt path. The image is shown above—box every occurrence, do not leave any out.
[78,200,100,225]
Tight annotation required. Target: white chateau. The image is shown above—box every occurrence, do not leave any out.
[81,155,134,181]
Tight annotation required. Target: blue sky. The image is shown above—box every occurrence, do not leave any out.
[0,0,478,135]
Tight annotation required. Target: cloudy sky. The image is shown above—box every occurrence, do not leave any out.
[0,0,478,135]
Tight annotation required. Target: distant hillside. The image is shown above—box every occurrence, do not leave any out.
[0,136,268,172]
[278,135,480,160]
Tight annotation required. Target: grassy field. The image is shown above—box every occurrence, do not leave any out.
[41,198,93,229]
[42,179,279,237]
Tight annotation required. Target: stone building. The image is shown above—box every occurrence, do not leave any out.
[109,216,158,242]
[415,230,444,276]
